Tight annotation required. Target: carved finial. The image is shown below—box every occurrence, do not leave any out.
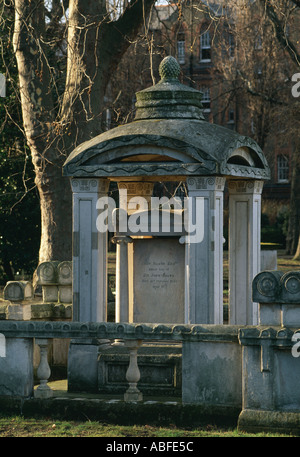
[159,56,181,81]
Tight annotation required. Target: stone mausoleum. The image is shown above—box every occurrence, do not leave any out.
[62,56,270,396]
[63,56,270,329]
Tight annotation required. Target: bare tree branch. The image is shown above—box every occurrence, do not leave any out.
[259,0,300,67]
[290,0,300,8]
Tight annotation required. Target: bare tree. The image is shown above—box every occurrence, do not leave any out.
[196,0,300,257]
[257,0,300,258]
[9,0,156,263]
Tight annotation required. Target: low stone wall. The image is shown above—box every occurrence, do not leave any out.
[0,318,300,432]
[237,270,300,433]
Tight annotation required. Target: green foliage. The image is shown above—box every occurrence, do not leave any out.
[261,209,289,248]
[0,7,40,283]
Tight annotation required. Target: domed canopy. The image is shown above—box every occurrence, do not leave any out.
[63,56,270,180]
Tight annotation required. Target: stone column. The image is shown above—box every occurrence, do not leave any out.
[113,235,133,322]
[72,178,109,322]
[228,180,263,325]
[184,176,225,324]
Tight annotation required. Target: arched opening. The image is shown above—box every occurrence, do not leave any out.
[227,147,264,168]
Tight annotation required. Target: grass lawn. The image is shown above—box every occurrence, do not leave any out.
[0,415,294,437]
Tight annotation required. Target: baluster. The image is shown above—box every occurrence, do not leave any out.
[124,340,143,402]
[34,338,53,398]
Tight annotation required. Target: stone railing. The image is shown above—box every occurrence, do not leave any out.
[0,320,239,402]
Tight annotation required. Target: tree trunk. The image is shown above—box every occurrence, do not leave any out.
[293,235,300,260]
[286,154,300,256]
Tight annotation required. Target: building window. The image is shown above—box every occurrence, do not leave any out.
[177,34,185,64]
[277,154,289,183]
[200,31,211,62]
[201,87,211,112]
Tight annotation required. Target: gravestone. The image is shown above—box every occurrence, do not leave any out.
[128,238,185,323]
[261,250,277,271]
[4,281,33,302]
[36,260,72,304]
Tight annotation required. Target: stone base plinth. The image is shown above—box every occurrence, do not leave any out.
[124,389,143,402]
[34,385,54,399]
[238,409,300,436]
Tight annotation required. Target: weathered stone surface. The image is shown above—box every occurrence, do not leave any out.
[68,340,99,393]
[261,250,277,271]
[253,270,300,327]
[128,238,185,323]
[238,409,300,435]
[42,285,58,303]
[63,56,269,181]
[57,261,72,285]
[182,341,242,407]
[239,326,300,422]
[0,320,241,341]
[30,303,54,320]
[37,261,72,284]
[185,176,225,324]
[0,395,240,427]
[37,261,60,285]
[259,303,281,326]
[36,261,73,304]
[98,343,182,396]
[58,286,72,304]
[6,303,31,320]
[0,338,34,397]
[4,281,33,302]
[71,179,108,322]
[253,270,300,304]
[0,304,7,320]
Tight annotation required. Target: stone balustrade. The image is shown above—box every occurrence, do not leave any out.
[0,320,240,402]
